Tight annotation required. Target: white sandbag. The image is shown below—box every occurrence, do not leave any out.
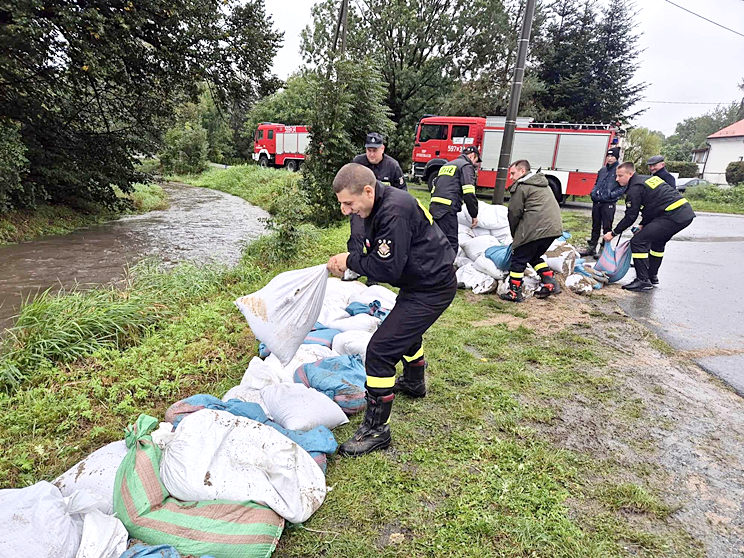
[222,385,272,417]
[150,422,177,450]
[235,264,328,365]
[473,255,508,280]
[545,244,578,275]
[454,253,473,269]
[366,284,398,309]
[261,383,349,431]
[461,235,500,261]
[458,232,475,246]
[266,344,338,383]
[332,330,374,362]
[523,275,542,298]
[0,482,107,558]
[160,409,326,524]
[459,201,510,230]
[456,263,496,294]
[317,277,366,326]
[327,313,381,333]
[489,227,513,245]
[53,441,128,516]
[343,269,360,281]
[74,509,128,558]
[240,356,286,388]
[566,273,594,295]
[471,227,495,237]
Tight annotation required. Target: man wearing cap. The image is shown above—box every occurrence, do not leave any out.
[647,155,676,189]
[428,146,481,253]
[580,146,625,258]
[327,163,456,456]
[603,162,694,291]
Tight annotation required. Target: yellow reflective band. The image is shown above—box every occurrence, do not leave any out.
[533,262,548,271]
[366,375,396,389]
[665,198,689,211]
[438,165,457,177]
[416,199,433,225]
[510,271,524,278]
[462,185,476,194]
[650,250,664,257]
[431,196,453,205]
[402,347,424,362]
[645,176,664,189]
[632,253,649,259]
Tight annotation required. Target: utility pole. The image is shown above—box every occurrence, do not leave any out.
[492,0,537,205]
[331,0,349,55]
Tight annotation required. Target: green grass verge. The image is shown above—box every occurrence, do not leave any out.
[0,166,696,556]
[0,183,168,246]
[681,184,744,215]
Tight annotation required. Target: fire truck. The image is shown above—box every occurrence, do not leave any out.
[412,116,623,202]
[252,123,309,171]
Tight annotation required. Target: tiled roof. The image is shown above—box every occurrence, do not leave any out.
[708,118,744,139]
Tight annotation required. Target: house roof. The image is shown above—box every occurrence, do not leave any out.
[708,118,744,139]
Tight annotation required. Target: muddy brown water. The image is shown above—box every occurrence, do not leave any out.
[0,183,268,329]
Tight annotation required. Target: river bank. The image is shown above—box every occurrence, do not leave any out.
[1,166,742,557]
[0,183,168,246]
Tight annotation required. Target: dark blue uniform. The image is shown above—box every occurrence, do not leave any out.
[429,154,478,254]
[653,167,676,189]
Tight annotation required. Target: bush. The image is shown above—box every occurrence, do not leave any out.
[726,161,744,186]
[0,118,31,213]
[160,123,209,175]
[685,184,744,205]
[666,161,699,178]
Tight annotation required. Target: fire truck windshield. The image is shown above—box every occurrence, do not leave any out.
[419,124,447,142]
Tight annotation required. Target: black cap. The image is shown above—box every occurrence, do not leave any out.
[462,145,482,162]
[365,132,384,148]
[607,147,620,159]
[647,155,664,165]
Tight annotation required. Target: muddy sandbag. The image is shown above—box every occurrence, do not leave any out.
[235,265,328,365]
[53,441,129,515]
[545,244,578,275]
[294,355,367,415]
[75,509,128,558]
[161,409,327,524]
[456,263,497,294]
[461,235,501,261]
[113,414,284,558]
[261,383,349,431]
[332,330,373,362]
[566,273,595,295]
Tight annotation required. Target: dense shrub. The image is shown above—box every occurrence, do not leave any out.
[726,161,744,186]
[160,124,209,175]
[685,184,744,205]
[665,161,699,178]
[0,119,30,212]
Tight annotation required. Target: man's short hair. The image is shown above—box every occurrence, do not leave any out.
[333,163,376,195]
[509,159,531,172]
[618,162,635,173]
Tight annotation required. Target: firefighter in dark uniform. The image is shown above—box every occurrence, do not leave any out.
[604,162,695,291]
[429,146,481,254]
[647,155,676,189]
[327,163,456,456]
[348,132,407,256]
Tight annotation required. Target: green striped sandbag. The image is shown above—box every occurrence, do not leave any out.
[113,414,284,558]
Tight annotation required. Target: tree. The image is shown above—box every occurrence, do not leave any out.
[624,127,663,167]
[0,118,29,212]
[0,0,282,211]
[669,103,741,149]
[160,102,209,174]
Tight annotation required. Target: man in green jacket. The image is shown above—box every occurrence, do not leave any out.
[501,160,564,302]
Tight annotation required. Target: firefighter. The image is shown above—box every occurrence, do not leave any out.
[500,160,564,302]
[647,155,676,189]
[603,162,694,291]
[348,132,407,257]
[580,147,625,258]
[428,146,481,254]
[327,163,456,456]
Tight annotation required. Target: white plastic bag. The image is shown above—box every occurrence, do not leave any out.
[461,235,500,261]
[235,265,328,365]
[160,409,326,525]
[74,509,128,558]
[0,482,107,558]
[473,255,507,280]
[332,330,374,362]
[456,263,496,294]
[53,441,128,515]
[261,383,349,431]
[327,313,381,333]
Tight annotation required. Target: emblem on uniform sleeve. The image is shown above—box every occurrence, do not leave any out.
[377,239,392,258]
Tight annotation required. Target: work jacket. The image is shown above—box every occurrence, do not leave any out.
[590,161,625,203]
[429,154,478,219]
[653,167,676,189]
[347,182,455,290]
[507,172,563,248]
[352,153,407,191]
[613,174,695,235]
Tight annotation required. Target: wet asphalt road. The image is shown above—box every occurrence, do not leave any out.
[565,201,744,395]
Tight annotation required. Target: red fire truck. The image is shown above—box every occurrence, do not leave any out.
[412,116,623,202]
[252,123,309,171]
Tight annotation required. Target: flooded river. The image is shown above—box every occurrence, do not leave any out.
[0,183,268,328]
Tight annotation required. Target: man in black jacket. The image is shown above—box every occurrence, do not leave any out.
[327,163,456,456]
[580,147,625,257]
[429,146,481,253]
[603,162,694,291]
[647,155,676,189]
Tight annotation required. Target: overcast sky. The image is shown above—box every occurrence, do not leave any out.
[264,0,744,136]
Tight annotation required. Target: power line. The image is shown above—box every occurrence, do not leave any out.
[643,100,735,105]
[662,0,744,39]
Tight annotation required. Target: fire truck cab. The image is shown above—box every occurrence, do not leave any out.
[412,115,622,202]
[252,123,309,172]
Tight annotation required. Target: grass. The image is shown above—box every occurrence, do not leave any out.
[0,183,168,246]
[685,184,744,214]
[0,166,699,557]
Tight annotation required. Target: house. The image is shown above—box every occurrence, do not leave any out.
[691,147,708,177]
[701,119,744,184]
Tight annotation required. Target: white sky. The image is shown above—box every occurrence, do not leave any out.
[264,0,744,136]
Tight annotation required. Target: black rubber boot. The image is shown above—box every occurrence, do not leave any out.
[649,275,659,285]
[500,279,524,302]
[536,270,562,299]
[338,392,394,457]
[579,244,597,258]
[622,278,654,291]
[393,360,427,398]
